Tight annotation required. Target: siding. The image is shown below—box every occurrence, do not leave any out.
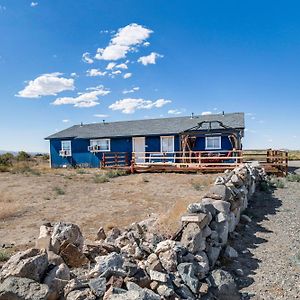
[50,134,234,168]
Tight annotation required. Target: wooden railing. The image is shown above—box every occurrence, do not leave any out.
[132,150,243,168]
[101,152,129,168]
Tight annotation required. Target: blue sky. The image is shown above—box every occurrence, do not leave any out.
[0,0,299,152]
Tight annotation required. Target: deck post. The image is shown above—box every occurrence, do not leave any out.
[102,153,106,168]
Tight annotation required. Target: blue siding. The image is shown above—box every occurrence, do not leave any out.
[50,134,235,168]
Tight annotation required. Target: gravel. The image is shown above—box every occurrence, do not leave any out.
[224,161,300,299]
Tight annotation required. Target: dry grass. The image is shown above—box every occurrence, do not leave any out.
[0,194,22,220]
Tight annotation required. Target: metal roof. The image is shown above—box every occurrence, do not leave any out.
[45,112,245,140]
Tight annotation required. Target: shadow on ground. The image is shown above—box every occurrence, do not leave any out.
[223,188,282,299]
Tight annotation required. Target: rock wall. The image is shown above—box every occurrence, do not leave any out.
[0,164,265,300]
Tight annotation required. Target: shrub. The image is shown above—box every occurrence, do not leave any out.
[10,165,40,176]
[270,177,285,189]
[53,186,65,195]
[0,153,14,166]
[0,250,10,262]
[106,169,128,178]
[76,169,87,174]
[93,174,110,183]
[286,174,300,182]
[191,181,204,191]
[0,165,10,172]
[16,151,31,161]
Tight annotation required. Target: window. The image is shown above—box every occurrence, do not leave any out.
[61,140,71,156]
[90,139,111,151]
[161,136,174,152]
[205,136,221,150]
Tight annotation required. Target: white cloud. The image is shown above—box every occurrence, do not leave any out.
[201,111,212,115]
[122,86,140,94]
[95,23,153,61]
[143,41,150,47]
[82,52,94,64]
[30,2,38,7]
[111,70,122,75]
[62,119,70,123]
[86,69,107,77]
[168,109,182,115]
[138,52,163,66]
[123,72,132,79]
[94,114,109,118]
[70,72,78,77]
[106,62,116,70]
[0,5,6,12]
[52,85,110,108]
[109,98,171,114]
[115,63,128,69]
[16,72,75,98]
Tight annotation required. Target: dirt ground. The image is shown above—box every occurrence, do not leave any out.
[0,167,215,251]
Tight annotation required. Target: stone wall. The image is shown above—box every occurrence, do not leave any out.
[0,164,266,300]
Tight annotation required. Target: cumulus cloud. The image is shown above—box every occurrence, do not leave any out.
[112,70,122,75]
[62,119,70,123]
[95,23,153,61]
[16,72,75,98]
[138,52,163,66]
[52,85,110,108]
[115,63,128,69]
[86,69,107,77]
[106,62,116,70]
[201,111,212,116]
[123,72,132,79]
[30,2,38,7]
[122,86,140,94]
[168,109,182,115]
[70,72,78,77]
[109,98,171,114]
[82,52,94,64]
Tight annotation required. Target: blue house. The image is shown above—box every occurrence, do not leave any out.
[45,112,245,169]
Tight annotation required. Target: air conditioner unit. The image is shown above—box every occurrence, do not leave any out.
[88,145,101,152]
[59,150,71,157]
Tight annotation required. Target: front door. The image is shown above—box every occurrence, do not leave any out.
[132,137,146,163]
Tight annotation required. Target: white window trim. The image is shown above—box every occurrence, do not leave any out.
[160,136,175,153]
[205,136,221,150]
[90,138,111,152]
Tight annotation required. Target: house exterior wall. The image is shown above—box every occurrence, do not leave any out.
[49,134,235,168]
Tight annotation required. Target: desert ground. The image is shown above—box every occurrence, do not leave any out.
[0,162,215,251]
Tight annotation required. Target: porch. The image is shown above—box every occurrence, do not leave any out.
[100,149,288,176]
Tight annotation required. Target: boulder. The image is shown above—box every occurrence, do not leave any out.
[90,252,124,277]
[66,288,96,300]
[215,221,229,246]
[88,277,106,297]
[241,214,252,223]
[224,246,238,259]
[51,222,84,254]
[209,269,239,300]
[95,227,106,241]
[0,248,48,283]
[59,242,89,268]
[181,223,206,253]
[156,284,175,297]
[105,228,121,244]
[206,246,221,267]
[212,200,231,214]
[177,263,199,294]
[149,270,168,283]
[43,263,70,300]
[0,276,49,300]
[205,185,232,202]
[158,249,177,272]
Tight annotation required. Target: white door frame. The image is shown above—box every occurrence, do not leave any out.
[132,137,146,163]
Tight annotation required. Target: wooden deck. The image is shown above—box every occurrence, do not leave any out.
[100,149,288,176]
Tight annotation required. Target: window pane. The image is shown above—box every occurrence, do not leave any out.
[161,136,174,152]
[90,139,110,150]
[61,141,71,151]
[206,137,220,149]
